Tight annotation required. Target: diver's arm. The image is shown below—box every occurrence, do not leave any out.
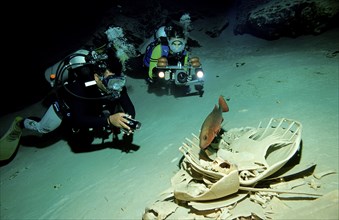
[117,87,136,119]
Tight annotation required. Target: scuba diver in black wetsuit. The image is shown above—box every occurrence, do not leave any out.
[0,43,140,161]
[58,48,139,151]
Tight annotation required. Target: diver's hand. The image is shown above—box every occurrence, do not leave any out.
[108,113,133,134]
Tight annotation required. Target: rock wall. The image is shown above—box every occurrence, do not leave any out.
[234,0,339,40]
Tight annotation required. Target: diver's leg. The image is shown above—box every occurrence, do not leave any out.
[23,102,62,134]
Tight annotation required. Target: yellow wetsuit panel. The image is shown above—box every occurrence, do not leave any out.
[148,44,163,79]
[183,51,189,66]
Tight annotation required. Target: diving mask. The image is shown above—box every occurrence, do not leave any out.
[102,75,126,98]
[168,37,186,53]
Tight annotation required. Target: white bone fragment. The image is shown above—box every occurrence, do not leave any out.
[313,169,337,180]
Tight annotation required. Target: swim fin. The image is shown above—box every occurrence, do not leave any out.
[0,116,23,161]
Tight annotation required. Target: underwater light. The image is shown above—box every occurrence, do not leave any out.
[196,69,204,78]
[158,71,165,78]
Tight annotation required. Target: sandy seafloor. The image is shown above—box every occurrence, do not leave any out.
[0,20,338,219]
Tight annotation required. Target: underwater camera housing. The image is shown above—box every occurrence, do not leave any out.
[123,116,141,131]
[153,57,204,96]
